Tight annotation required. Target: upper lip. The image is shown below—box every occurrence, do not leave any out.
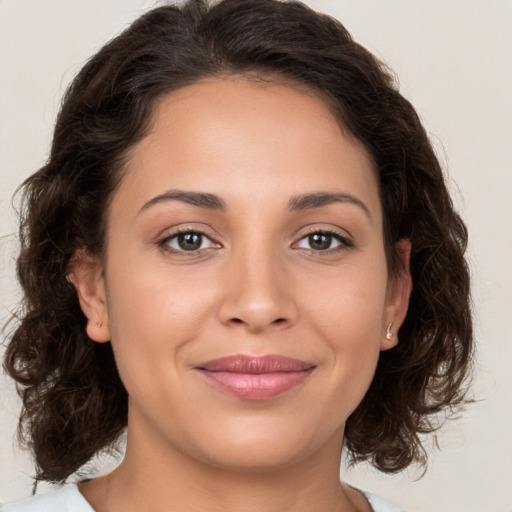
[196,354,315,373]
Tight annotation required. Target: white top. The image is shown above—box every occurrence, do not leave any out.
[1,484,407,511]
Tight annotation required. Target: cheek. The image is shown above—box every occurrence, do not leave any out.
[304,254,388,339]
[303,260,388,404]
[103,261,219,395]
[107,248,217,331]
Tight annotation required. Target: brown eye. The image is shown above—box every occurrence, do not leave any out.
[177,232,203,251]
[296,231,348,251]
[161,231,219,252]
[308,233,333,250]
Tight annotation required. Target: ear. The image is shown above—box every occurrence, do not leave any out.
[67,250,110,343]
[380,238,413,351]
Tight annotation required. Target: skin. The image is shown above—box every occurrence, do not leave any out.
[72,77,412,512]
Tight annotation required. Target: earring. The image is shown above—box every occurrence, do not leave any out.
[385,323,393,340]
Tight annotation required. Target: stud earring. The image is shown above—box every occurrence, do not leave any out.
[385,323,393,340]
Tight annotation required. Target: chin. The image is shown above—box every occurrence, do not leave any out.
[191,417,336,473]
[202,444,309,473]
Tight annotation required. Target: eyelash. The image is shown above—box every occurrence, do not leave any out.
[158,227,220,255]
[294,228,354,254]
[157,227,353,255]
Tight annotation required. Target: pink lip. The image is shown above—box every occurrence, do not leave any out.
[196,355,315,400]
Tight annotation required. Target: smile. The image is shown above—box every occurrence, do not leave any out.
[195,354,316,400]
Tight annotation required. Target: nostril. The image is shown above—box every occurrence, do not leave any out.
[228,317,287,327]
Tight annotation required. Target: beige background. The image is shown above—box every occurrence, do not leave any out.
[1,1,511,510]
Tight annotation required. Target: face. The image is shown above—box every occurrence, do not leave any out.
[72,77,411,472]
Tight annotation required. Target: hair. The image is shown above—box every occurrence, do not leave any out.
[4,0,473,483]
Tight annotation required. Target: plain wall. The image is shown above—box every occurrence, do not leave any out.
[1,1,511,510]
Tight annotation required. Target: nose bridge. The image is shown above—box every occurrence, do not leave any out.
[219,233,296,332]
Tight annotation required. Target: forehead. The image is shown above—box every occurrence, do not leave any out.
[113,76,381,220]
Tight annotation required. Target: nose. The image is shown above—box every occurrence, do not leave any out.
[217,245,299,334]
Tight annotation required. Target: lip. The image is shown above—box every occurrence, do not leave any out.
[195,354,315,400]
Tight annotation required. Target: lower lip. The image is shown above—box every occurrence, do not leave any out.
[198,369,314,400]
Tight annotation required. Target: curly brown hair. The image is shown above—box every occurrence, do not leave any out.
[4,0,473,483]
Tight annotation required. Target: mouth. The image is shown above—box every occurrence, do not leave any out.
[195,354,316,400]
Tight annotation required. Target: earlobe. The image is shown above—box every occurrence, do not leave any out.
[380,238,413,351]
[67,250,111,343]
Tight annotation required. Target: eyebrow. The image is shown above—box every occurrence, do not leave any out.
[139,189,371,220]
[287,192,371,220]
[139,189,227,213]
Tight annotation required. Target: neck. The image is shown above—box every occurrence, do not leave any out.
[80,417,370,512]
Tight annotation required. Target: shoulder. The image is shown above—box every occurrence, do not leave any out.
[1,484,405,512]
[363,490,408,512]
[1,484,95,512]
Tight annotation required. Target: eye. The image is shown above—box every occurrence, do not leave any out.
[295,231,350,252]
[160,230,219,252]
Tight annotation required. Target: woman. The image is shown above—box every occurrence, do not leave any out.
[2,0,473,511]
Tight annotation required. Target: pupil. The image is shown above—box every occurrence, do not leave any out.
[310,233,331,250]
[178,233,202,250]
